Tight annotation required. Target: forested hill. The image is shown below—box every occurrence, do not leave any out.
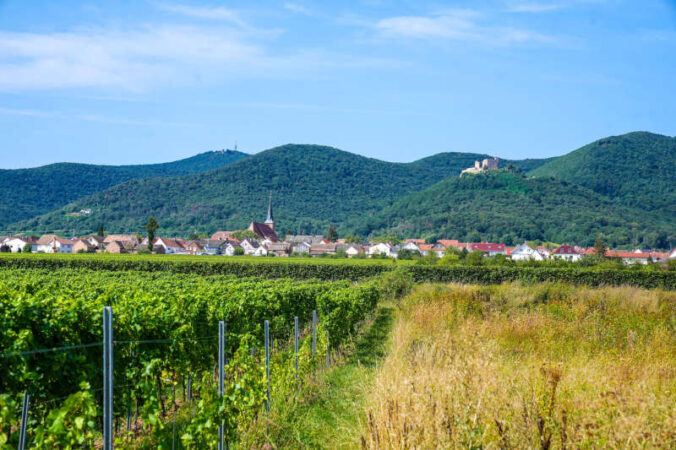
[360,171,674,248]
[10,144,548,235]
[529,132,675,216]
[0,149,248,229]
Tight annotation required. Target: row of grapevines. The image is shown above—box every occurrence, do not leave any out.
[0,268,379,447]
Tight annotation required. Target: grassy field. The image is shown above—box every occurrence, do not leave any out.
[362,283,676,448]
[241,305,395,448]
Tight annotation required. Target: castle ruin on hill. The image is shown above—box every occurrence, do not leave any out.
[460,157,499,176]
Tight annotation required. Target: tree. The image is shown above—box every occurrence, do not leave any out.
[97,224,104,237]
[234,247,245,256]
[144,217,159,250]
[396,248,420,260]
[326,225,338,242]
[343,234,362,244]
[23,243,33,253]
[230,229,258,241]
[593,235,608,259]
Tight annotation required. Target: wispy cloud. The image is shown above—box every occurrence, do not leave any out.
[375,10,555,45]
[506,2,565,13]
[284,2,314,16]
[0,106,199,126]
[154,2,245,25]
[0,22,397,91]
[0,25,266,90]
[506,0,606,13]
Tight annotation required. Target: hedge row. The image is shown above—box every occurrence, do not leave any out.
[0,254,673,289]
[407,266,675,290]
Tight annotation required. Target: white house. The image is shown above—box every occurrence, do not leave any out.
[536,246,551,260]
[551,245,582,262]
[291,242,311,254]
[4,237,38,253]
[510,243,544,261]
[153,237,185,254]
[344,244,362,258]
[240,239,267,256]
[367,242,393,257]
[401,242,421,252]
[221,242,241,256]
[669,249,676,260]
[36,235,73,253]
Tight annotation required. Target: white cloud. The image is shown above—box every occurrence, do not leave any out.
[0,22,398,91]
[506,2,565,13]
[154,2,245,25]
[0,106,198,126]
[375,11,554,45]
[0,25,272,90]
[284,2,314,16]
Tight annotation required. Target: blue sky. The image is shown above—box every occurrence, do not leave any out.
[0,0,674,168]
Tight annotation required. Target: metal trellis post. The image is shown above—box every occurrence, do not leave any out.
[312,310,317,356]
[218,321,225,450]
[294,316,299,386]
[264,320,270,413]
[18,392,29,450]
[103,306,113,450]
[326,328,330,367]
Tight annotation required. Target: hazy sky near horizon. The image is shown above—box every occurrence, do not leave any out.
[0,0,675,168]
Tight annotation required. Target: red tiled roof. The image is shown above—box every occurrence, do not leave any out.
[552,245,579,255]
[419,244,434,251]
[468,243,506,252]
[607,250,649,259]
[249,222,279,242]
[156,237,182,248]
[436,239,460,248]
[37,234,73,245]
[405,239,426,244]
[211,231,235,240]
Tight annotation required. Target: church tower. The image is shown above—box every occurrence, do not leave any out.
[265,192,275,231]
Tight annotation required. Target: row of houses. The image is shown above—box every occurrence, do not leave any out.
[1,200,673,263]
[1,232,673,264]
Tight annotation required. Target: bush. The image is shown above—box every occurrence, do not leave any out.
[379,267,413,301]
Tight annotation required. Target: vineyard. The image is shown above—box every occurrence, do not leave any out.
[0,268,380,448]
[0,253,674,289]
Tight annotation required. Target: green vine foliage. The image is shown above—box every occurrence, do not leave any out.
[0,268,378,446]
[31,382,98,448]
[0,394,20,448]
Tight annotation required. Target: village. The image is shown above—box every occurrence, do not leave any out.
[1,196,673,265]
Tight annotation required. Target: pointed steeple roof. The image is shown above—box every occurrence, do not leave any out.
[265,192,274,224]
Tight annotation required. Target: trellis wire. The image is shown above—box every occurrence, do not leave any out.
[6,306,334,446]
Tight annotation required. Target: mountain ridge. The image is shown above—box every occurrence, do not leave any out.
[6,131,674,249]
[0,149,249,229]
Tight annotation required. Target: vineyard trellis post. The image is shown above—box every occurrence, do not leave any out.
[218,321,225,450]
[326,328,330,367]
[187,374,192,403]
[294,316,299,387]
[18,392,29,450]
[103,306,113,450]
[312,310,317,356]
[264,320,270,413]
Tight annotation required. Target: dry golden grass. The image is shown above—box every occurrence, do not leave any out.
[362,283,676,448]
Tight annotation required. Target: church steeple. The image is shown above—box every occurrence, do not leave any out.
[265,192,275,231]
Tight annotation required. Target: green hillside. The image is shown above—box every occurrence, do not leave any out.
[0,149,248,230]
[359,171,674,248]
[529,132,675,216]
[10,145,545,236]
